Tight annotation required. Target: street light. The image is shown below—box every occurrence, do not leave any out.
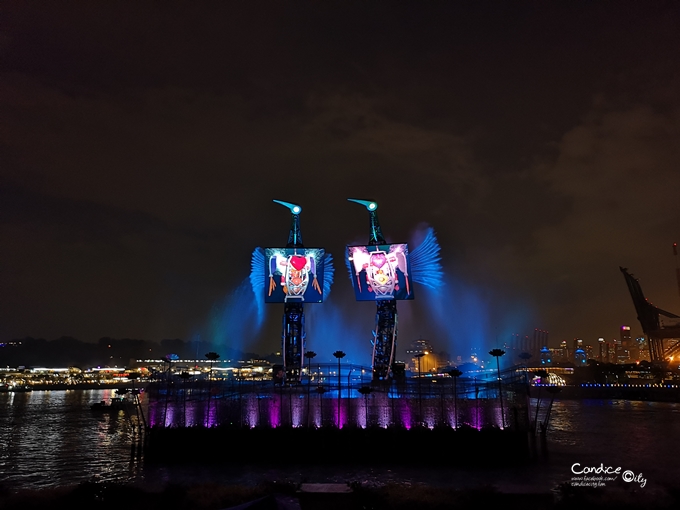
[333,351,346,428]
[414,353,425,424]
[305,351,317,427]
[489,348,506,429]
[347,367,355,426]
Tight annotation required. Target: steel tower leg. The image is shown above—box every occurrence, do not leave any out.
[649,337,664,362]
[372,300,398,381]
[347,199,400,383]
[282,302,305,384]
[272,200,308,385]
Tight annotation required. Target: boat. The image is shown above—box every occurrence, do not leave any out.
[0,384,33,392]
[90,397,134,412]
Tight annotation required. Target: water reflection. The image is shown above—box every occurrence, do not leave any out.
[0,390,146,490]
[2,393,680,493]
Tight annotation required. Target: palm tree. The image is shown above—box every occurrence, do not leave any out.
[204,351,220,426]
[333,351,346,427]
[489,349,506,428]
[448,369,462,429]
[305,351,317,427]
[358,386,372,427]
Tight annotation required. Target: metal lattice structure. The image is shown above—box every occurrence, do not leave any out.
[146,365,529,430]
[620,266,680,362]
[347,199,398,381]
[251,201,334,385]
[276,200,306,384]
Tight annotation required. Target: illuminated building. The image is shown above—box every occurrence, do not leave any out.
[561,340,569,361]
[585,344,593,360]
[574,347,587,365]
[406,339,439,373]
[619,325,633,362]
[539,346,551,365]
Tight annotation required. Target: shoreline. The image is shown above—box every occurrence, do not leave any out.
[0,382,150,392]
[537,384,680,403]
[3,383,679,403]
[1,479,678,510]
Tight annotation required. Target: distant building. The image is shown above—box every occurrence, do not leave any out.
[598,338,605,362]
[635,337,650,362]
[406,339,439,373]
[508,329,548,360]
[561,340,569,361]
[539,346,551,365]
[585,344,594,360]
[619,325,633,362]
[574,347,587,365]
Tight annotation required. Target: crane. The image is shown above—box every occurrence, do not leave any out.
[620,266,680,363]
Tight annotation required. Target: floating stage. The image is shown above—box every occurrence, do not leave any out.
[143,199,534,464]
[143,365,533,464]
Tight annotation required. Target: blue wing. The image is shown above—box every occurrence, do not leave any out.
[345,247,353,282]
[410,227,444,290]
[323,252,335,299]
[250,247,266,323]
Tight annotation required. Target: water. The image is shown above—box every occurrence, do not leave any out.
[1,390,679,495]
[0,389,143,490]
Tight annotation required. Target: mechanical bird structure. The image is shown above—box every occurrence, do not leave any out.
[346,199,444,381]
[251,200,334,384]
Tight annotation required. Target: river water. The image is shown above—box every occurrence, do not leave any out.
[1,390,679,496]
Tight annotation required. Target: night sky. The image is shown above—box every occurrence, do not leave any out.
[1,2,679,363]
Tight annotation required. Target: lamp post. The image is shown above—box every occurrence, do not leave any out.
[347,367,355,426]
[358,386,372,427]
[316,385,326,426]
[305,351,317,427]
[333,351,346,427]
[489,348,506,429]
[414,352,425,425]
[448,369,462,429]
[205,351,220,427]
[177,370,193,427]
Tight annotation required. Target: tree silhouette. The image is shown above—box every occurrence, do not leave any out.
[333,351,346,427]
[489,349,506,428]
[448,369,463,429]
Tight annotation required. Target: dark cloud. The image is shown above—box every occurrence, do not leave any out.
[1,1,679,358]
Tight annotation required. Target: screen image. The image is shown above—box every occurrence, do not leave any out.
[264,248,325,303]
[347,244,414,301]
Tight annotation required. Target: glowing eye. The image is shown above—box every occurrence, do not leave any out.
[293,206,301,213]
[369,203,376,210]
